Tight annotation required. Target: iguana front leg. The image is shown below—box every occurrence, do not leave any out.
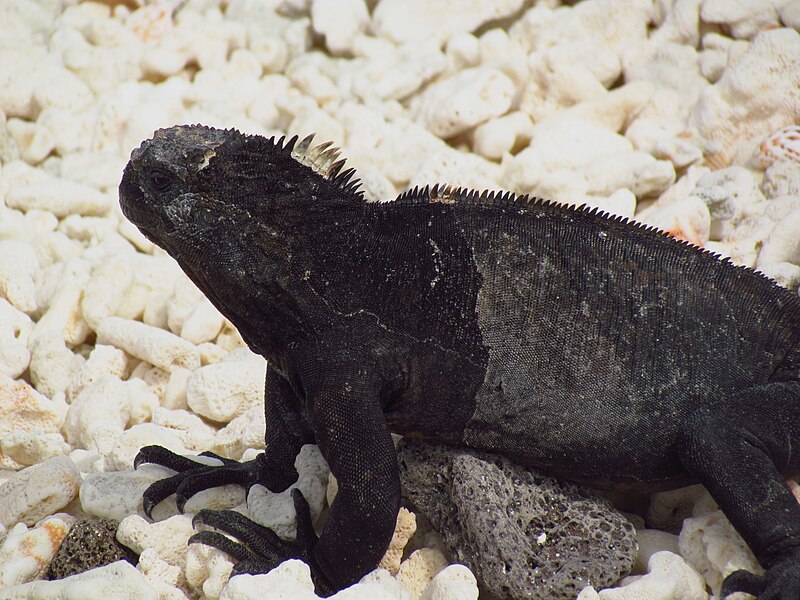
[135,364,313,515]
[679,381,800,599]
[188,360,401,594]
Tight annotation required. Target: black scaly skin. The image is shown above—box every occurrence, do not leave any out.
[119,125,800,598]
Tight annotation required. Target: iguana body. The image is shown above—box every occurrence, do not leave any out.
[119,125,800,598]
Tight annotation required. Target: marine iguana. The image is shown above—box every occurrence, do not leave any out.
[119,124,800,598]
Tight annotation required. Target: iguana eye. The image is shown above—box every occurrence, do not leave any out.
[149,169,173,192]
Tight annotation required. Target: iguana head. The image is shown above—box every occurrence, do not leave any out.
[119,124,362,259]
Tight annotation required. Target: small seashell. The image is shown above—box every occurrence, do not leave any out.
[753,125,800,168]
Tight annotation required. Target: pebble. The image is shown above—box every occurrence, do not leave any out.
[0,0,798,597]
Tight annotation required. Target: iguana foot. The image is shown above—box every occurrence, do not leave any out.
[722,554,800,599]
[191,489,332,593]
[134,445,279,517]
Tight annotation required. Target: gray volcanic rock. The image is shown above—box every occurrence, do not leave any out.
[398,439,637,600]
[46,518,137,580]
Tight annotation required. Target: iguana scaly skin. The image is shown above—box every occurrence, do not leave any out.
[119,125,800,598]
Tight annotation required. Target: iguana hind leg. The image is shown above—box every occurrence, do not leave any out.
[679,381,800,599]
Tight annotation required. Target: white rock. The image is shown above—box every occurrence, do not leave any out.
[478,28,528,90]
[408,148,502,192]
[0,374,63,434]
[97,316,201,372]
[180,298,225,345]
[0,560,158,600]
[5,174,111,218]
[782,0,800,29]
[64,375,130,454]
[372,0,525,45]
[0,239,39,314]
[30,260,92,346]
[396,548,449,599]
[411,67,514,138]
[186,349,266,423]
[689,28,800,169]
[445,32,480,71]
[311,0,368,55]
[679,510,761,595]
[80,464,177,521]
[0,298,32,378]
[81,254,136,331]
[103,423,189,473]
[634,529,681,574]
[185,544,234,600]
[701,0,781,40]
[339,568,412,599]
[0,430,70,471]
[757,208,800,267]
[472,111,534,160]
[117,513,196,569]
[214,405,266,460]
[247,445,330,539]
[219,560,317,600]
[153,407,218,452]
[758,261,800,290]
[578,552,707,599]
[0,515,72,588]
[420,564,478,600]
[651,0,703,46]
[352,41,447,103]
[636,195,711,247]
[137,548,192,600]
[67,344,128,402]
[0,455,81,528]
[29,334,83,399]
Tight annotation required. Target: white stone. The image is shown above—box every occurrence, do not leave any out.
[634,529,681,574]
[152,407,218,452]
[411,67,515,138]
[67,344,128,402]
[689,28,800,169]
[782,0,800,29]
[97,316,201,372]
[81,464,177,521]
[64,375,130,454]
[473,111,534,160]
[352,41,447,103]
[758,261,800,290]
[0,455,81,528]
[5,175,111,218]
[247,445,330,539]
[186,349,266,423]
[0,560,158,600]
[757,208,800,267]
[214,405,266,460]
[636,195,711,247]
[184,544,234,600]
[103,423,189,473]
[408,147,502,192]
[0,374,63,434]
[420,564,478,600]
[679,510,761,595]
[180,298,225,345]
[701,0,781,39]
[0,239,39,314]
[30,260,92,347]
[579,552,707,599]
[0,430,70,471]
[372,0,525,45]
[29,334,83,399]
[0,298,32,378]
[137,548,191,600]
[396,548,449,599]
[311,0,369,55]
[0,516,72,588]
[117,513,197,569]
[219,561,317,600]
